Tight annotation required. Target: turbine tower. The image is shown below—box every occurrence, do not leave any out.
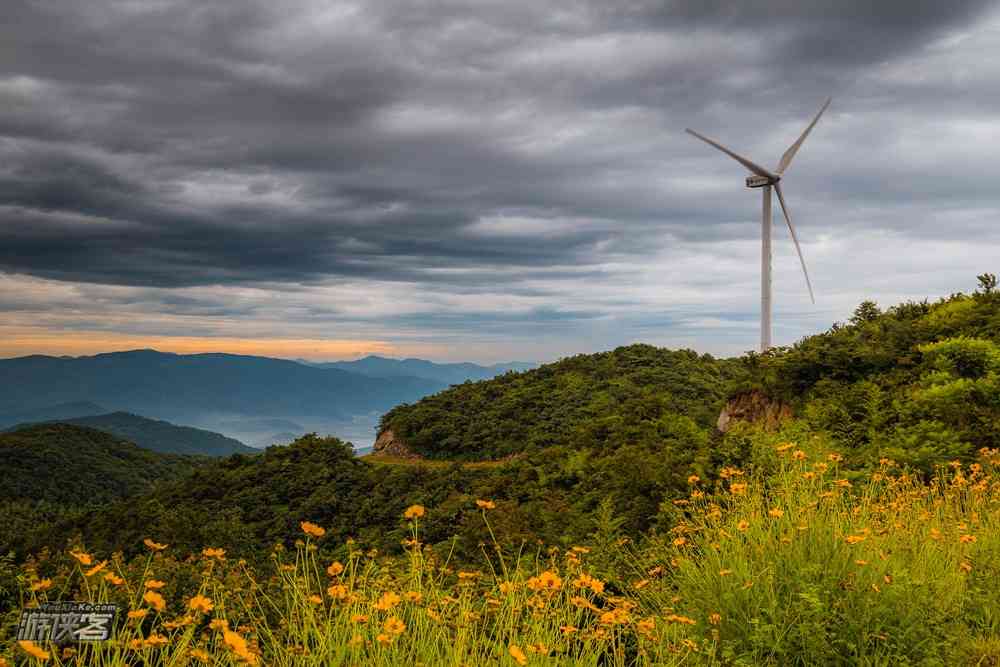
[686,98,830,352]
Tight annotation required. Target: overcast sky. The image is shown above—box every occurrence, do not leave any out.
[1,0,998,363]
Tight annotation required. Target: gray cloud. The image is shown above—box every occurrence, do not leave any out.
[0,0,998,358]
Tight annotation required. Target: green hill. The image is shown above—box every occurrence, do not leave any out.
[0,423,201,505]
[30,411,258,456]
[378,345,745,460]
[0,423,206,556]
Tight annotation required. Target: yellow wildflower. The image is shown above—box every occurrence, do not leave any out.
[222,629,258,664]
[792,450,807,461]
[351,614,368,623]
[527,570,562,592]
[143,590,166,612]
[403,504,425,519]
[560,625,578,635]
[308,594,323,604]
[104,573,124,586]
[19,640,51,661]
[70,551,92,566]
[127,609,148,620]
[209,618,230,631]
[202,547,226,559]
[768,508,784,518]
[476,499,496,509]
[509,644,528,665]
[144,579,166,589]
[300,521,326,538]
[326,561,344,577]
[188,595,214,614]
[376,633,392,646]
[737,520,750,531]
[845,534,867,544]
[672,536,687,547]
[30,578,52,592]
[143,538,168,551]
[327,584,349,600]
[374,591,401,611]
[384,616,406,635]
[709,613,722,625]
[404,590,423,603]
[85,561,108,577]
[189,648,210,663]
[730,482,747,495]
[687,474,700,485]
[960,534,977,544]
[144,633,168,647]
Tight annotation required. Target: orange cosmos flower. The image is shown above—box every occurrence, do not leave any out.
[30,578,52,592]
[222,629,258,665]
[144,579,166,589]
[404,504,425,519]
[300,521,325,538]
[509,644,528,666]
[326,561,344,577]
[19,640,51,660]
[70,551,92,566]
[143,591,166,612]
[202,547,226,559]
[374,591,401,611]
[383,616,406,635]
[188,595,214,614]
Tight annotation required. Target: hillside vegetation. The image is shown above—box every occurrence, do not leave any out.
[30,411,257,456]
[379,346,744,460]
[0,423,205,558]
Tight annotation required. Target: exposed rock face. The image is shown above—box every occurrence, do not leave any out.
[372,429,422,459]
[717,389,792,433]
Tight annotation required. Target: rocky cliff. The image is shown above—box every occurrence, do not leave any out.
[372,429,422,459]
[716,389,792,433]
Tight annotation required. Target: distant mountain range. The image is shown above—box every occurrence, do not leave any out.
[0,350,447,426]
[10,411,258,456]
[310,355,536,385]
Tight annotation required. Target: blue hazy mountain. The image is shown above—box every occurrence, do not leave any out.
[0,350,447,425]
[19,411,258,457]
[0,401,107,429]
[313,355,536,386]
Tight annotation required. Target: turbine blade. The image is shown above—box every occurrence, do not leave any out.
[774,183,815,304]
[685,128,776,179]
[775,97,831,175]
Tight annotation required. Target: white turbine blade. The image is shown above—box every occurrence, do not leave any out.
[775,97,831,175]
[685,128,776,179]
[774,183,815,304]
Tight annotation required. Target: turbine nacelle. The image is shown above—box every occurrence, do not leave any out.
[745,174,777,188]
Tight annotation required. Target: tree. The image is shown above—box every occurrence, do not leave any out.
[851,300,880,325]
[976,272,997,295]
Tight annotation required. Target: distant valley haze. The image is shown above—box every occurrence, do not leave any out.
[0,349,535,449]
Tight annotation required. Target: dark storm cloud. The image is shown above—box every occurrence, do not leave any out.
[0,0,996,294]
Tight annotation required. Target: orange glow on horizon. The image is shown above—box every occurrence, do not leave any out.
[0,329,407,361]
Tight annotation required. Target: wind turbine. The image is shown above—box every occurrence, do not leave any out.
[686,98,830,352]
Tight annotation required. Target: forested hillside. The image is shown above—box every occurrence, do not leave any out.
[740,277,1000,471]
[0,423,205,556]
[29,411,257,456]
[379,346,745,459]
